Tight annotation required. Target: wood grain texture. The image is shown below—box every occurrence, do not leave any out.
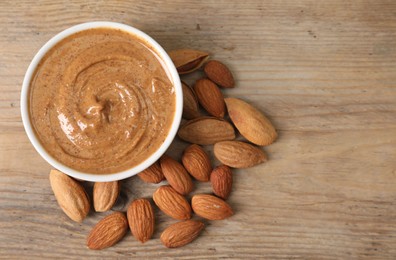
[1,0,396,258]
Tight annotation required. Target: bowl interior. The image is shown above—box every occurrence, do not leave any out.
[20,21,182,182]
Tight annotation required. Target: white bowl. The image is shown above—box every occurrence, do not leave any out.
[20,21,182,182]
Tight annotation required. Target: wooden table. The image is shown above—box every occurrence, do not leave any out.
[1,0,396,258]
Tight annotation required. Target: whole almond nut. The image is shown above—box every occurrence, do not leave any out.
[182,144,212,182]
[86,212,128,250]
[168,49,209,74]
[160,155,194,195]
[210,165,233,200]
[138,161,165,184]
[49,169,90,222]
[93,181,120,212]
[204,60,235,88]
[192,194,233,220]
[127,198,155,243]
[153,185,192,220]
[225,97,277,146]
[194,78,225,118]
[182,81,200,119]
[214,141,267,168]
[178,117,235,145]
[160,220,205,248]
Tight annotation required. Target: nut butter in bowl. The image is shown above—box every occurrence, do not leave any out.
[20,22,183,182]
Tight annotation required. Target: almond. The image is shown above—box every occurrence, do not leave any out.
[210,165,233,200]
[168,49,209,74]
[204,60,235,88]
[86,212,128,250]
[193,78,225,118]
[178,117,235,145]
[93,181,120,212]
[160,220,204,248]
[182,144,212,182]
[214,141,267,168]
[138,161,164,184]
[192,194,233,220]
[225,97,277,146]
[182,81,200,119]
[160,155,194,195]
[153,185,192,220]
[49,169,90,222]
[127,198,155,243]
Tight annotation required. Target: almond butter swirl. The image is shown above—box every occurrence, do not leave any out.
[29,28,176,174]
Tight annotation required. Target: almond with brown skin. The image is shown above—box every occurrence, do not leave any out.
[93,181,120,212]
[49,169,90,222]
[160,220,205,248]
[214,141,267,168]
[127,198,155,243]
[178,117,235,145]
[182,81,200,119]
[168,49,209,74]
[138,161,164,184]
[210,165,233,200]
[160,155,194,195]
[87,212,128,250]
[204,60,235,88]
[194,78,225,118]
[182,144,212,182]
[225,97,277,146]
[153,185,192,220]
[192,194,233,220]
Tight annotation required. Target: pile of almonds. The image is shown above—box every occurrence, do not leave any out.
[48,49,277,250]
